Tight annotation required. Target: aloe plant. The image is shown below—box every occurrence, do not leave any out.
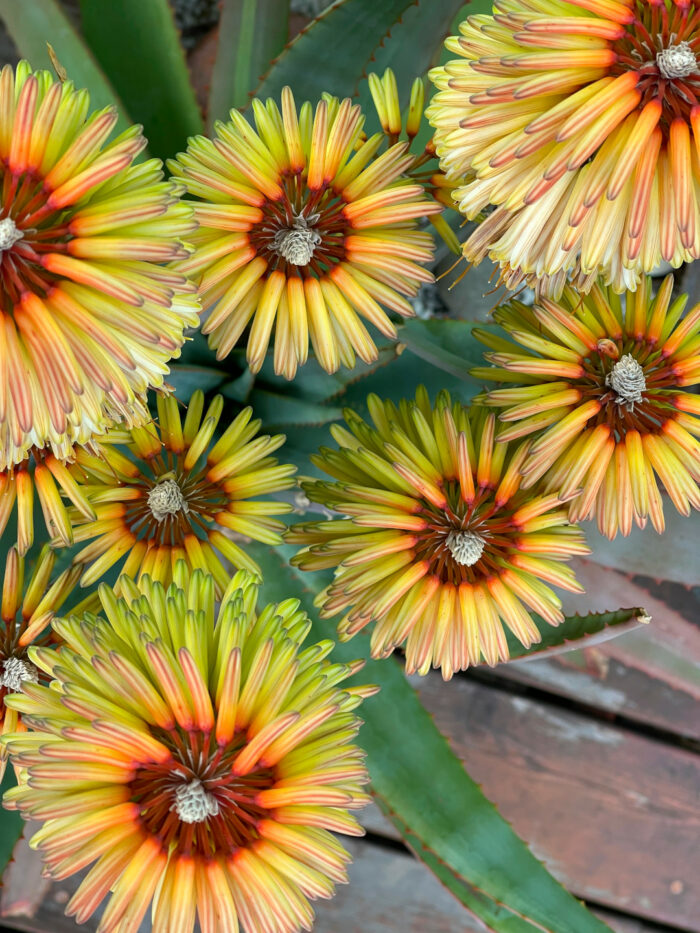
[0,4,681,933]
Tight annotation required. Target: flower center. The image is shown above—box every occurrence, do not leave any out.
[147,478,189,522]
[272,212,322,266]
[172,778,220,824]
[0,171,68,305]
[605,353,646,408]
[0,216,22,252]
[445,530,485,567]
[610,4,700,126]
[1,656,39,691]
[130,730,276,854]
[656,40,698,79]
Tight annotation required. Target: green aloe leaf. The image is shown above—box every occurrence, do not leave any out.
[250,327,487,468]
[247,389,344,429]
[79,0,203,160]
[356,0,491,122]
[504,607,649,662]
[253,0,431,103]
[396,317,488,382]
[167,364,232,399]
[248,539,613,933]
[0,769,23,878]
[382,804,543,932]
[209,0,290,127]
[0,0,129,131]
[248,320,487,427]
[248,342,403,406]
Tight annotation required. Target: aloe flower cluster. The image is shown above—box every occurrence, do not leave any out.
[288,389,589,678]
[0,11,697,928]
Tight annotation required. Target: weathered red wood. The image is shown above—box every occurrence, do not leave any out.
[0,824,49,922]
[489,561,700,741]
[410,675,699,929]
[314,838,487,933]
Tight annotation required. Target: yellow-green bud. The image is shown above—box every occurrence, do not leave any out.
[406,77,425,138]
[381,68,401,135]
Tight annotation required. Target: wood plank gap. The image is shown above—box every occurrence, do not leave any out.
[460,667,700,754]
[412,673,699,927]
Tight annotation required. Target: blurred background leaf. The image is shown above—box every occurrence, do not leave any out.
[0,0,130,131]
[209,0,290,127]
[397,317,487,382]
[355,0,491,122]
[78,0,203,159]
[0,769,23,878]
[245,389,344,428]
[166,364,231,399]
[254,0,435,102]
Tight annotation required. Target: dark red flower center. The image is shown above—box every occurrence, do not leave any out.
[111,449,228,548]
[580,340,679,439]
[130,728,275,856]
[411,482,531,586]
[612,1,700,125]
[248,177,350,276]
[0,167,67,307]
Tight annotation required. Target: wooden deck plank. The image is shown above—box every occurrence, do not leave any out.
[409,675,699,929]
[314,838,485,933]
[489,561,700,742]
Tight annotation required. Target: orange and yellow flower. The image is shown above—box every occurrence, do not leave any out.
[473,275,700,538]
[287,389,588,679]
[0,62,199,469]
[170,86,440,378]
[0,544,81,778]
[68,390,296,596]
[2,567,372,933]
[428,1,700,296]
